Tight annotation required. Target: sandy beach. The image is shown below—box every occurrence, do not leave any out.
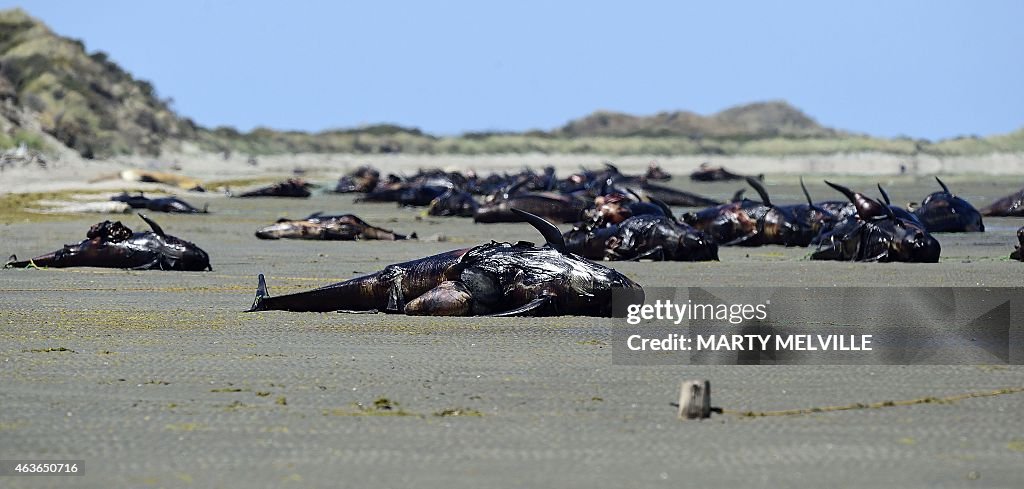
[1,156,1023,487]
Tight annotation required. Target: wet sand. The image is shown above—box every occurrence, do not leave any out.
[1,172,1023,487]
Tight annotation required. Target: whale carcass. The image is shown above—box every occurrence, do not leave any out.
[247,209,643,316]
[6,214,212,271]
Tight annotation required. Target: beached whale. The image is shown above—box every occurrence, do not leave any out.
[247,209,643,316]
[255,212,412,240]
[111,192,208,213]
[682,177,815,246]
[235,179,314,198]
[811,182,940,263]
[5,214,211,271]
[690,163,763,183]
[908,177,984,232]
[981,186,1024,217]
[1011,227,1024,261]
[565,214,718,262]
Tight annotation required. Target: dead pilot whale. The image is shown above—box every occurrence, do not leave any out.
[5,214,212,271]
[247,209,643,316]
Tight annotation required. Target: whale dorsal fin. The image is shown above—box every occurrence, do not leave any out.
[935,176,951,194]
[877,184,892,205]
[800,177,814,206]
[826,181,887,221]
[648,196,674,220]
[138,213,165,237]
[799,176,830,215]
[746,176,772,207]
[510,208,566,253]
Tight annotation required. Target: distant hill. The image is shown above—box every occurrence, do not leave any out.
[0,7,1020,159]
[557,102,841,139]
[0,8,197,158]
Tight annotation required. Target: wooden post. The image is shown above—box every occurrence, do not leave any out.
[678,379,711,420]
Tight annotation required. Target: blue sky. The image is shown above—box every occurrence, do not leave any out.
[7,0,1023,139]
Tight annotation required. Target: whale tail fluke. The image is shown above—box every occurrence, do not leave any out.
[248,274,270,312]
